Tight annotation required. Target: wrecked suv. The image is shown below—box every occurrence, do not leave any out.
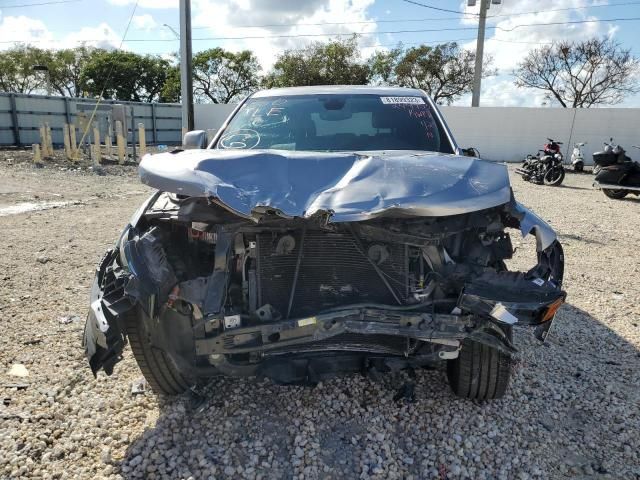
[84,86,565,400]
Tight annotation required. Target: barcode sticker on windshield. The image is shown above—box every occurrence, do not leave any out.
[380,96,425,105]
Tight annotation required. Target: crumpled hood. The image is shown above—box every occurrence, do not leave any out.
[139,149,512,221]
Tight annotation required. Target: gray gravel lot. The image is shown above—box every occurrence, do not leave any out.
[0,154,638,480]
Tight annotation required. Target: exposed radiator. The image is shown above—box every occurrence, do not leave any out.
[256,230,408,318]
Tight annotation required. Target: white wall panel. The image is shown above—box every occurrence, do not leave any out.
[194,103,640,164]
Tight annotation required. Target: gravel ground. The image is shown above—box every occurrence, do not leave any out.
[0,151,638,480]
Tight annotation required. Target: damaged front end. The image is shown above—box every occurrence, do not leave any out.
[83,188,565,385]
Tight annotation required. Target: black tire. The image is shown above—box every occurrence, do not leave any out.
[446,329,512,400]
[574,161,584,173]
[543,166,565,186]
[124,308,191,396]
[602,189,628,199]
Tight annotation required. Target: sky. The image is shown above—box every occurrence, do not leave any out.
[1,0,639,106]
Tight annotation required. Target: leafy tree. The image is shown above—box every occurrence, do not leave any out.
[368,47,403,85]
[80,50,172,102]
[160,64,181,103]
[264,37,370,88]
[370,42,484,105]
[47,46,101,97]
[0,45,50,93]
[514,37,640,108]
[192,48,260,103]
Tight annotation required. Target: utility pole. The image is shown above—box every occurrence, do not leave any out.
[179,0,194,132]
[471,0,489,107]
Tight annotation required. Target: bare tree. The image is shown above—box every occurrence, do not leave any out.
[514,37,640,108]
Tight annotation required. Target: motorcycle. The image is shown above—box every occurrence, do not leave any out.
[593,139,621,175]
[516,138,565,186]
[593,143,640,199]
[570,142,586,172]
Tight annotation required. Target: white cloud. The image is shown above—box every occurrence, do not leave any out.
[0,15,53,50]
[108,0,177,8]
[132,14,158,31]
[191,0,377,69]
[460,0,616,73]
[449,0,623,106]
[61,23,122,50]
[453,77,549,107]
[0,15,122,51]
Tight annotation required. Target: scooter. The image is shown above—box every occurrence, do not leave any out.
[593,143,640,199]
[516,138,565,186]
[570,142,586,172]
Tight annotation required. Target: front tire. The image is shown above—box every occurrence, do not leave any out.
[446,330,512,400]
[125,308,191,396]
[544,166,565,186]
[602,189,628,199]
[573,161,584,173]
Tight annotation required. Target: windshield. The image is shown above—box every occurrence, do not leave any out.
[214,94,454,153]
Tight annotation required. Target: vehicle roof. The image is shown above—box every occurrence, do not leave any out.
[251,85,427,98]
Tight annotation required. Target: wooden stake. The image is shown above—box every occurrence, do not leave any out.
[138,123,146,158]
[44,122,53,156]
[63,124,72,160]
[39,125,47,157]
[32,144,42,165]
[92,125,101,165]
[105,124,113,157]
[115,120,126,164]
[69,124,78,161]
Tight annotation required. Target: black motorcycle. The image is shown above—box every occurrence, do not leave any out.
[593,142,640,199]
[516,138,565,186]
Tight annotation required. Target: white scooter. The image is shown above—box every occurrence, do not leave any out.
[570,142,586,172]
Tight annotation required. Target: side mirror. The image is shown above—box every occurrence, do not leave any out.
[461,147,480,158]
[182,130,208,149]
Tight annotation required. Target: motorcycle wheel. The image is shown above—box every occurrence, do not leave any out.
[603,189,628,199]
[593,165,601,175]
[573,161,584,173]
[543,166,565,186]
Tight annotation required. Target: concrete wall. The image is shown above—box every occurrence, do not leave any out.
[193,103,640,163]
[439,106,640,163]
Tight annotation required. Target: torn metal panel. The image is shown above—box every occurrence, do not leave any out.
[138,149,512,221]
[511,201,558,251]
[83,259,129,376]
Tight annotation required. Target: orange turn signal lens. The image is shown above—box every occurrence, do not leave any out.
[541,297,564,323]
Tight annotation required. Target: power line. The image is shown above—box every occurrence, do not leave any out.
[401,0,640,21]
[2,16,639,45]
[0,0,81,8]
[495,16,640,32]
[488,38,553,45]
[488,1,640,18]
[183,0,640,29]
[130,37,554,55]
[189,16,464,30]
[401,0,477,16]
[14,0,635,34]
[75,0,139,149]
[2,0,639,33]
[0,26,479,43]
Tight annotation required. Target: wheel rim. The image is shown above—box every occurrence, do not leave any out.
[545,168,563,184]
